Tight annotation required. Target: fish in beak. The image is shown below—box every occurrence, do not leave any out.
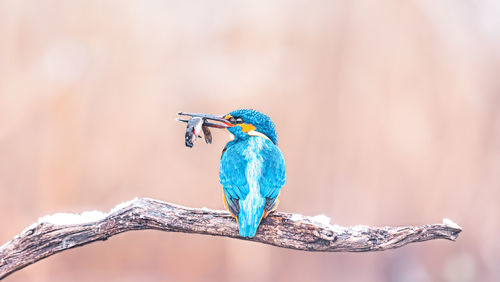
[177,112,233,147]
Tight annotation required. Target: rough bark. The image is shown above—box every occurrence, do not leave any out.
[0,198,462,280]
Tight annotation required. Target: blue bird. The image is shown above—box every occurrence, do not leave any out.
[219,109,286,238]
[180,109,286,238]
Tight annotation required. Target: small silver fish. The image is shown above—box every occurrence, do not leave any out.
[183,117,213,147]
[185,117,204,148]
[178,112,230,147]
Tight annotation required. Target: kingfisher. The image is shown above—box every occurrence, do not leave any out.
[179,109,286,238]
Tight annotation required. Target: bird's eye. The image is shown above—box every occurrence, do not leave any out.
[225,115,243,125]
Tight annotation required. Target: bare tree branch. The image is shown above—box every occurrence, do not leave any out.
[0,198,462,280]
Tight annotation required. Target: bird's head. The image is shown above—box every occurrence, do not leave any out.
[178,109,278,144]
[222,109,278,144]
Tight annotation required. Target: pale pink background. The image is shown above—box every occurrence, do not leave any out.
[1,1,499,281]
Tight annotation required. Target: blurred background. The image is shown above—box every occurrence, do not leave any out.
[1,0,499,281]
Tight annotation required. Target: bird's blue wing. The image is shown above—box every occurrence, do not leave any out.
[220,138,285,217]
[259,140,286,210]
[219,142,249,215]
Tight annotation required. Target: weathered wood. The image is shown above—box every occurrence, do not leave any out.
[0,198,462,280]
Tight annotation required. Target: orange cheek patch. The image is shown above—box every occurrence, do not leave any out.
[240,123,257,133]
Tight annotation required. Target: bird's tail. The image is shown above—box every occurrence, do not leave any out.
[238,197,266,238]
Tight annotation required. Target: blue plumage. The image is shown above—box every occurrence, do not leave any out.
[228,109,279,145]
[219,110,285,238]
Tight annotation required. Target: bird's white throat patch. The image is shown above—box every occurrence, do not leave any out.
[247,130,271,142]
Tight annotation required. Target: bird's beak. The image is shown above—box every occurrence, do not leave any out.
[177,112,233,128]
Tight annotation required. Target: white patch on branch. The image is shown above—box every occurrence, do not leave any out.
[38,211,107,226]
[290,213,333,227]
[18,198,141,235]
[347,225,370,236]
[290,213,305,221]
[443,218,461,229]
[109,198,139,214]
[310,214,331,226]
